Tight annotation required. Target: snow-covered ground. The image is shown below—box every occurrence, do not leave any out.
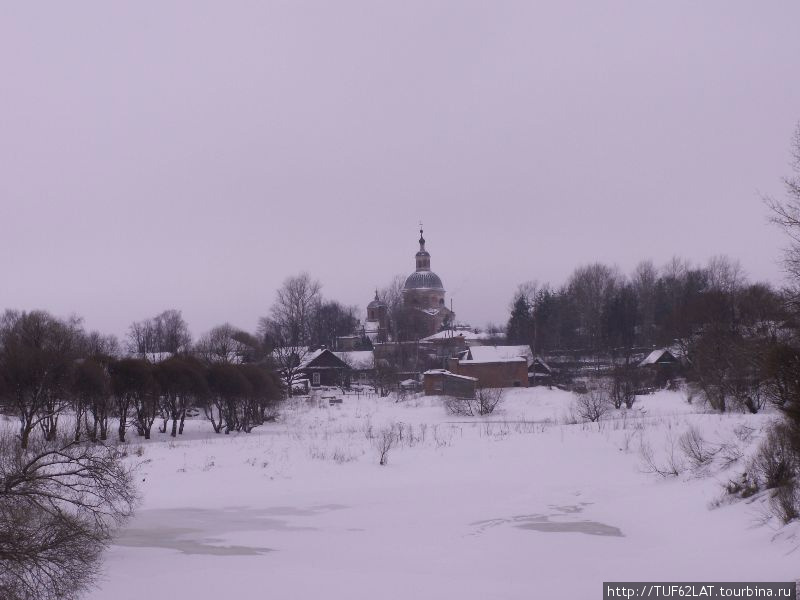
[84,388,797,599]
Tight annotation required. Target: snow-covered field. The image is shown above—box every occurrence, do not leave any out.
[86,388,798,599]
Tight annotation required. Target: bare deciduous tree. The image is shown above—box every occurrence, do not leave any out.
[445,387,505,417]
[265,273,322,347]
[766,123,800,280]
[0,311,84,448]
[154,357,208,437]
[0,431,137,600]
[72,358,111,443]
[373,424,397,466]
[127,309,191,359]
[573,386,611,423]
[109,358,153,442]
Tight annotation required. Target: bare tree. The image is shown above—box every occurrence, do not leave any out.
[266,273,322,347]
[567,263,622,352]
[152,309,192,354]
[203,363,251,434]
[0,311,84,448]
[573,386,611,423]
[0,431,137,600]
[378,274,407,342]
[631,260,658,346]
[373,424,397,466]
[109,358,153,442]
[445,387,505,417]
[195,323,246,364]
[766,123,800,280]
[238,364,283,430]
[309,301,358,349]
[127,309,191,360]
[72,358,111,443]
[154,357,208,437]
[268,341,311,397]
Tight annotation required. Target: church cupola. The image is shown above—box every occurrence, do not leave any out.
[415,228,431,271]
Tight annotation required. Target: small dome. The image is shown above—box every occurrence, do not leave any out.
[368,290,386,309]
[404,270,444,290]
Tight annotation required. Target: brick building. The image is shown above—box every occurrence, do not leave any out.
[423,369,477,397]
[446,356,529,388]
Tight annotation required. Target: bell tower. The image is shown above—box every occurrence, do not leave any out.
[415,226,431,271]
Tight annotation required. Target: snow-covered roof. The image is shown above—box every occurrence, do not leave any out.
[333,350,374,370]
[467,345,533,366]
[529,356,553,373]
[126,351,174,363]
[421,329,490,342]
[423,369,478,382]
[639,349,677,367]
[298,348,325,369]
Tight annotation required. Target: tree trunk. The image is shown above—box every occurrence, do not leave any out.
[20,426,30,450]
[99,415,108,441]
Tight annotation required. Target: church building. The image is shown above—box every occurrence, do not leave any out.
[362,228,454,343]
[401,228,454,338]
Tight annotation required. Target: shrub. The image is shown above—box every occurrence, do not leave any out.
[573,387,610,423]
[750,423,798,490]
[679,426,718,470]
[374,425,397,466]
[445,387,504,417]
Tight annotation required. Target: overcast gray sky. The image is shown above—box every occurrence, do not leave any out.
[2,1,799,339]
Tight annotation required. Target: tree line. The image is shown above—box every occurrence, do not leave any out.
[0,271,382,446]
[0,310,283,449]
[505,255,784,358]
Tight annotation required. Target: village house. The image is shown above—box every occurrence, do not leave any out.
[297,348,352,388]
[445,345,531,388]
[333,350,375,387]
[422,369,477,397]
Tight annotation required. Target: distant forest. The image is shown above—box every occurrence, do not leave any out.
[504,255,786,357]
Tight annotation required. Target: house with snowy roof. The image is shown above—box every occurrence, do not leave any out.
[444,344,531,388]
[462,345,534,366]
[333,350,375,386]
[423,369,477,397]
[638,348,679,367]
[295,348,352,388]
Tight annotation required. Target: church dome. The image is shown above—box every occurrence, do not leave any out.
[367,290,386,309]
[404,270,444,290]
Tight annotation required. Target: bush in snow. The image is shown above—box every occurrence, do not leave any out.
[445,387,504,417]
[572,387,610,423]
[730,423,800,524]
[374,425,397,466]
[610,366,638,409]
[639,432,686,478]
[751,424,797,490]
[678,426,718,470]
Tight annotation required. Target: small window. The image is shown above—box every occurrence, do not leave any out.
[312,372,321,386]
[360,372,367,383]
